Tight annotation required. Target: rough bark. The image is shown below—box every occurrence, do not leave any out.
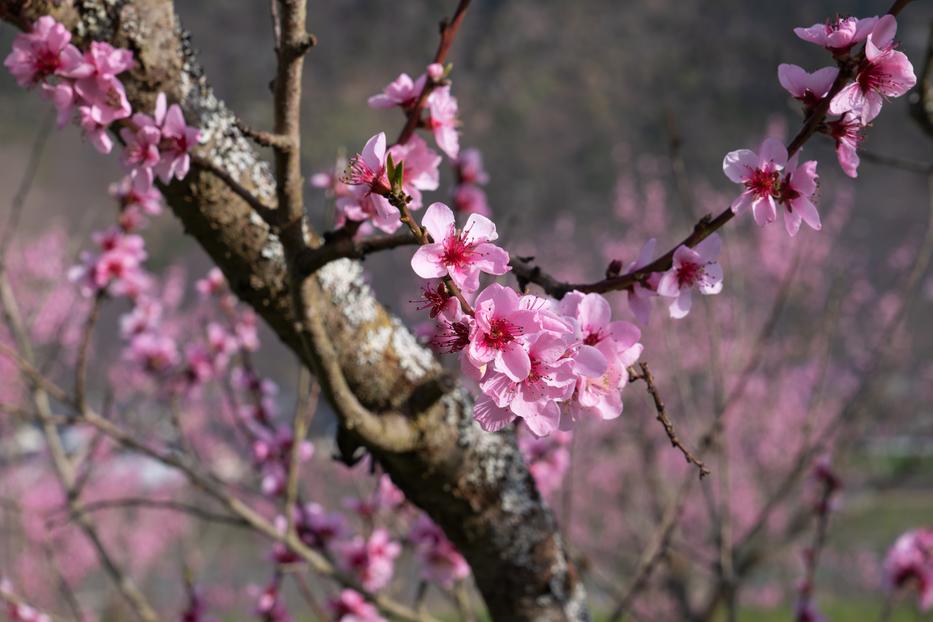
[0,1,589,619]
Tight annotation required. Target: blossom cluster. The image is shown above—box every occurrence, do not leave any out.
[5,17,199,299]
[724,14,915,241]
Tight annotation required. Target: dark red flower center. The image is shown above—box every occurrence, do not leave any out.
[744,168,779,199]
[481,317,519,351]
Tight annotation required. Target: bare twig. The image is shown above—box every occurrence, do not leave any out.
[629,363,709,479]
[48,497,249,529]
[284,371,319,537]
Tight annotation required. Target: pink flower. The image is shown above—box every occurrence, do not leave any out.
[826,113,863,178]
[474,331,577,436]
[133,93,200,182]
[829,16,916,125]
[110,175,163,217]
[120,124,162,183]
[127,332,179,372]
[78,41,135,81]
[723,137,788,226]
[74,74,132,126]
[624,238,659,325]
[558,291,640,377]
[466,284,541,381]
[367,72,426,109]
[794,15,878,53]
[426,63,445,82]
[255,580,291,622]
[884,528,933,611]
[301,502,346,549]
[453,184,491,217]
[431,302,474,354]
[3,16,85,86]
[78,105,114,154]
[156,98,200,182]
[386,134,441,210]
[519,430,572,497]
[196,268,226,297]
[456,148,489,185]
[336,528,400,592]
[776,156,821,236]
[329,590,385,622]
[40,80,78,127]
[310,161,351,199]
[69,228,148,295]
[411,203,510,293]
[339,133,400,233]
[777,64,838,109]
[120,297,163,337]
[408,515,470,588]
[656,234,723,319]
[426,85,459,159]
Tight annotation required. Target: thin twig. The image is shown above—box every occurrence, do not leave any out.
[629,363,709,479]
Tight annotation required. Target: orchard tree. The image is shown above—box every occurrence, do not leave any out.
[0,1,931,621]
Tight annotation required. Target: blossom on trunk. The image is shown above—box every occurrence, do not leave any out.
[3,16,85,86]
[826,113,864,178]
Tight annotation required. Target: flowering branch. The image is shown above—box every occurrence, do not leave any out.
[394,0,472,146]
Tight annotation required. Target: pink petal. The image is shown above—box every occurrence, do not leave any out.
[462,213,498,244]
[722,149,759,183]
[870,14,897,51]
[496,345,531,382]
[578,293,611,331]
[656,271,680,298]
[829,82,863,117]
[777,63,808,98]
[668,289,692,319]
[698,263,723,294]
[420,202,455,242]
[758,137,788,169]
[694,233,721,262]
[473,396,515,432]
[520,401,561,437]
[411,245,449,279]
[361,132,387,171]
[573,344,608,378]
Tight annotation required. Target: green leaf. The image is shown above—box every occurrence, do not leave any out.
[393,160,405,192]
[386,152,396,183]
